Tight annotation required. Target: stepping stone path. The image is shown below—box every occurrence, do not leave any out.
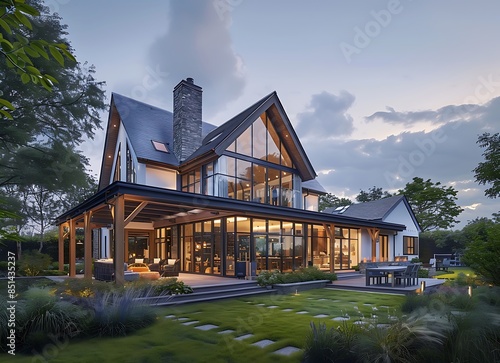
[167,311,302,358]
[252,339,275,348]
[235,333,254,341]
[274,346,301,356]
[314,314,329,318]
[267,305,278,309]
[195,324,218,331]
[332,317,350,321]
[218,329,234,334]
[182,320,199,326]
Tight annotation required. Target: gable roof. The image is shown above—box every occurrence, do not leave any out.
[183,91,317,181]
[324,195,421,230]
[302,179,327,194]
[98,93,216,190]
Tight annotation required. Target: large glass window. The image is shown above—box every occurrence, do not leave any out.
[180,111,303,208]
[126,143,136,183]
[113,144,121,182]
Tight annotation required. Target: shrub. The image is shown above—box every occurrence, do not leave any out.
[53,278,115,299]
[354,313,448,363]
[11,287,89,352]
[18,251,52,276]
[442,305,500,363]
[86,288,157,337]
[401,294,430,313]
[473,286,500,307]
[256,267,337,287]
[303,321,358,363]
[418,268,429,278]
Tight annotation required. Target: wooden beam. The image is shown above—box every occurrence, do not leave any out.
[114,195,125,285]
[84,211,93,280]
[58,223,65,271]
[367,228,379,262]
[124,201,148,227]
[69,218,76,277]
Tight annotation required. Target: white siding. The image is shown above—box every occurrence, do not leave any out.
[145,166,177,190]
[384,201,420,260]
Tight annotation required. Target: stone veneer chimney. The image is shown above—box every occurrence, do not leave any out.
[173,77,202,162]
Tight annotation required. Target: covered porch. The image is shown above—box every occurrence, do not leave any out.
[55,181,406,284]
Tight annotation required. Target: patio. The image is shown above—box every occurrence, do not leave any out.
[330,272,445,294]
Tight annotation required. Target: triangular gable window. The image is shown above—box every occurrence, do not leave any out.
[227,111,294,168]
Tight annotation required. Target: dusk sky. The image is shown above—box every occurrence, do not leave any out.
[54,0,500,229]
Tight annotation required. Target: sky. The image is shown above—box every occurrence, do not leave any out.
[53,0,500,229]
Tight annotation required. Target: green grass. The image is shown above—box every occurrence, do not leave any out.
[5,289,405,363]
[434,266,476,279]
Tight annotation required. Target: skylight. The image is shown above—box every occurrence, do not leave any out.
[152,140,169,153]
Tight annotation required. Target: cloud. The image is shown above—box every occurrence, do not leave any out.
[365,102,487,126]
[301,97,499,228]
[296,91,355,139]
[144,0,245,117]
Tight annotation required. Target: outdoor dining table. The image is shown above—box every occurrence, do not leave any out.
[365,266,407,287]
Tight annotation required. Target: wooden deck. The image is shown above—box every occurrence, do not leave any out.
[329,272,445,295]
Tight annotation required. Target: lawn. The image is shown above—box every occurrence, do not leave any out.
[434,266,477,279]
[7,289,405,363]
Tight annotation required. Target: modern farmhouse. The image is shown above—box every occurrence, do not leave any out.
[55,78,420,283]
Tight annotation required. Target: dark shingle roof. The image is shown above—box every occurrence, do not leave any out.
[113,93,216,167]
[302,179,327,194]
[325,195,406,220]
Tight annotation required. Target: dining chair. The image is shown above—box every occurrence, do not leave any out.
[395,265,414,287]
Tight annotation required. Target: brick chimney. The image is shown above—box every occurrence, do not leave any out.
[173,77,202,162]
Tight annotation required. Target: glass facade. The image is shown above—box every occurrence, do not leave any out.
[154,217,359,277]
[308,225,359,270]
[181,112,302,208]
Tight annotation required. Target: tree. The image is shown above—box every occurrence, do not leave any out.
[0,0,105,247]
[473,132,500,199]
[461,220,500,286]
[356,186,393,202]
[0,1,105,187]
[0,0,76,119]
[318,193,352,212]
[399,177,463,231]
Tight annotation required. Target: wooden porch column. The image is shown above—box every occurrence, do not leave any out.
[69,218,76,277]
[58,223,65,271]
[367,228,380,262]
[114,195,125,285]
[84,211,93,280]
[322,223,335,272]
